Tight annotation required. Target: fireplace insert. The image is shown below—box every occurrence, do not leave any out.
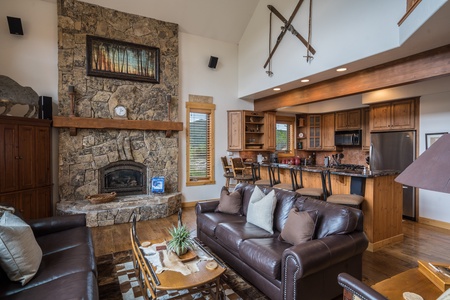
[99,161,147,196]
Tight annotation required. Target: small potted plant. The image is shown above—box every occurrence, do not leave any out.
[167,224,194,257]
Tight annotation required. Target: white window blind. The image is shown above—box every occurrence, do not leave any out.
[189,111,211,179]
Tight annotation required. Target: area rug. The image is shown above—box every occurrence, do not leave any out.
[97,249,268,300]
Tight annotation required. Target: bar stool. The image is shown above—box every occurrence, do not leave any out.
[251,163,272,187]
[321,170,365,209]
[231,157,254,184]
[220,156,234,188]
[291,166,324,199]
[269,164,295,191]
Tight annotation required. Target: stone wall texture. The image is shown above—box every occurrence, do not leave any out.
[57,0,179,201]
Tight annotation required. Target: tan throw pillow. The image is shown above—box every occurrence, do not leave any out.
[215,186,243,215]
[0,212,42,285]
[279,208,318,245]
[246,186,277,234]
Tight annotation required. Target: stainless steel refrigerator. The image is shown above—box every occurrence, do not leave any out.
[370,131,416,220]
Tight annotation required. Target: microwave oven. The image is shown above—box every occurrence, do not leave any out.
[335,130,362,146]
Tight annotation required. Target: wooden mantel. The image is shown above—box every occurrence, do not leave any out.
[52,116,183,136]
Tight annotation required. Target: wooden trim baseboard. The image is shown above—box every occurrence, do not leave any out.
[181,198,219,208]
[418,217,450,230]
[367,234,404,252]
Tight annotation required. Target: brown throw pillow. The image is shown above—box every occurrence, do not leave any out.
[215,186,243,215]
[279,208,318,245]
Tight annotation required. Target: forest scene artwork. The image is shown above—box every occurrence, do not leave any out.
[86,35,160,83]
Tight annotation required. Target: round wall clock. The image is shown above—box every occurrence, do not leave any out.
[114,105,127,118]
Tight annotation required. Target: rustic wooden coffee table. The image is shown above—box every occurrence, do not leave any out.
[130,230,226,300]
[371,268,442,300]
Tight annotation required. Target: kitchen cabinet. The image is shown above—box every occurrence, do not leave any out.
[227,110,276,151]
[362,108,370,151]
[322,113,337,151]
[370,99,416,131]
[307,115,321,149]
[264,112,276,151]
[227,111,244,151]
[0,116,52,219]
[336,109,361,130]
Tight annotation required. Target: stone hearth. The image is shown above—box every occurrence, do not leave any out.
[56,192,181,227]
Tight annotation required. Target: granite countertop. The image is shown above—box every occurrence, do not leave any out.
[257,162,399,178]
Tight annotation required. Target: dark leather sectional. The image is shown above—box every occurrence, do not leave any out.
[196,183,368,300]
[0,214,98,300]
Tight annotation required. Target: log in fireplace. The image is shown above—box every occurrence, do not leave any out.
[99,161,147,196]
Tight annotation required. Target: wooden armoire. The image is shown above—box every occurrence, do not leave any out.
[0,116,52,219]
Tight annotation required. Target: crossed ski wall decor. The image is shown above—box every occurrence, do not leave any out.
[264,0,316,76]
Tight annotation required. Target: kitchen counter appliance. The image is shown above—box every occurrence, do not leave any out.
[335,130,362,146]
[370,131,416,220]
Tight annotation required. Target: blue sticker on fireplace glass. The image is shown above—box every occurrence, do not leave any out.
[151,176,165,193]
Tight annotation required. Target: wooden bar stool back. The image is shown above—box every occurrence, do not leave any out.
[231,157,254,183]
[220,156,234,188]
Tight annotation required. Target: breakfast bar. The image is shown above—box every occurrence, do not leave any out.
[258,164,403,251]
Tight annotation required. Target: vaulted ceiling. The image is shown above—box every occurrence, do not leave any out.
[80,0,260,44]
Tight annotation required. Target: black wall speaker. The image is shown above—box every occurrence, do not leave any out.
[208,56,218,69]
[39,96,52,120]
[7,16,24,36]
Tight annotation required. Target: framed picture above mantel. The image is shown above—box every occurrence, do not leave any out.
[86,35,160,83]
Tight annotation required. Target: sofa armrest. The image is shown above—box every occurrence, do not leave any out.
[195,200,219,215]
[281,232,368,299]
[28,214,87,237]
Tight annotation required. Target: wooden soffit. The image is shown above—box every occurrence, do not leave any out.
[254,44,450,112]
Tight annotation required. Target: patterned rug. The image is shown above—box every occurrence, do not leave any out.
[97,249,268,300]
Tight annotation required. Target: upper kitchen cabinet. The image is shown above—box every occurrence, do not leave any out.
[264,111,276,151]
[362,108,370,151]
[322,113,337,151]
[227,110,276,151]
[307,115,321,150]
[335,109,361,131]
[370,99,417,131]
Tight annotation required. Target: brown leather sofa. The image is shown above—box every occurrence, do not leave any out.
[196,183,368,300]
[0,214,98,300]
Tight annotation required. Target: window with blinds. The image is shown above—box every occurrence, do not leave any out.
[186,102,215,186]
[276,116,295,155]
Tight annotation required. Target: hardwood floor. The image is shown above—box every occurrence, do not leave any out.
[91,207,450,287]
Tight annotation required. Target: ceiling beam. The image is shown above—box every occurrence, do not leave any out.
[254,44,450,112]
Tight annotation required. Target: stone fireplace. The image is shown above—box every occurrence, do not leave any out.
[55,0,181,226]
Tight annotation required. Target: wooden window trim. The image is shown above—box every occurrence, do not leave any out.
[186,102,216,186]
[276,115,295,157]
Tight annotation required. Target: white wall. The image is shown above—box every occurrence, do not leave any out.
[418,92,450,223]
[179,33,253,202]
[238,0,404,98]
[0,0,59,205]
[0,0,253,205]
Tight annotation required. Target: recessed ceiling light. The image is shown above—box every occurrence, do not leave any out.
[273,87,281,91]
[301,79,310,83]
[336,67,347,72]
